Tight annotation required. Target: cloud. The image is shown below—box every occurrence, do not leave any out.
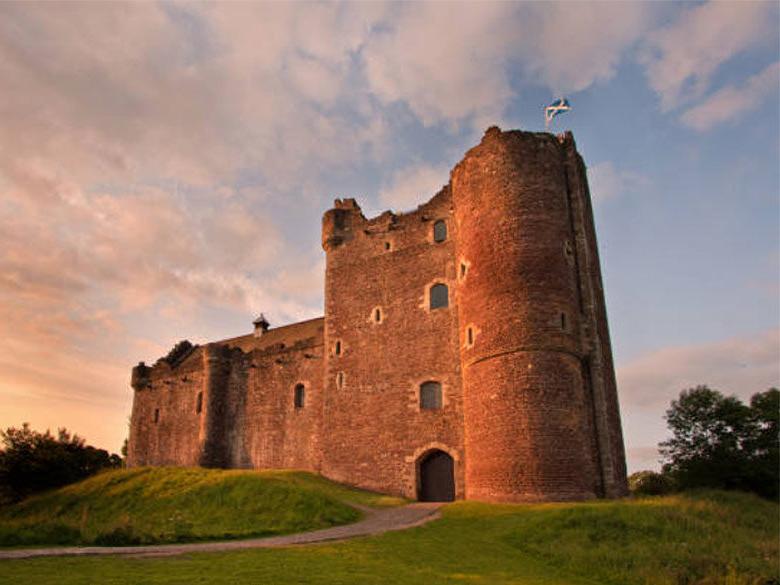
[641,1,777,110]
[378,163,450,212]
[587,161,649,203]
[518,2,658,94]
[363,3,517,130]
[618,329,780,410]
[362,3,658,130]
[680,61,780,131]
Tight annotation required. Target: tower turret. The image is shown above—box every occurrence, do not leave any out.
[452,127,626,501]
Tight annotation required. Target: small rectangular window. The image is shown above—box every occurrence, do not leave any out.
[420,381,442,409]
[196,392,203,414]
[430,284,448,309]
[294,384,305,408]
[433,220,447,242]
[153,408,160,423]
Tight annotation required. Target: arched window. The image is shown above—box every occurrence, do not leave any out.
[336,371,345,389]
[335,340,342,356]
[433,220,447,242]
[430,283,448,309]
[420,381,442,410]
[294,383,305,408]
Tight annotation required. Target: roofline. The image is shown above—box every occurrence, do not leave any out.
[215,315,325,346]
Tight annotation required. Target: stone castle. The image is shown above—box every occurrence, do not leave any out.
[127,127,629,502]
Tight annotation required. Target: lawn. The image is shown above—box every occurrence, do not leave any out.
[0,489,776,585]
[0,467,404,546]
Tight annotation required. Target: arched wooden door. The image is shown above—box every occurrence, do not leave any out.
[418,450,455,502]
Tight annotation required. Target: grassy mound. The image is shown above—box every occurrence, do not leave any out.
[0,467,404,547]
[2,489,775,585]
[484,490,778,585]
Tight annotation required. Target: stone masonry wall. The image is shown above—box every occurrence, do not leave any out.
[320,189,465,499]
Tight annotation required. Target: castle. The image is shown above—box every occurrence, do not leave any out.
[127,127,629,502]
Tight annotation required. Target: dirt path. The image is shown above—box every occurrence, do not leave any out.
[0,503,442,560]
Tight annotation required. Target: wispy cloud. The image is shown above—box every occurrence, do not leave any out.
[641,1,777,111]
[378,163,450,212]
[681,61,780,131]
[588,161,649,204]
[618,328,780,409]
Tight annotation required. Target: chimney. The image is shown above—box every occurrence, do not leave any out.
[253,314,270,338]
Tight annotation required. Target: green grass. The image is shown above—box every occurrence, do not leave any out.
[0,490,776,585]
[0,467,404,547]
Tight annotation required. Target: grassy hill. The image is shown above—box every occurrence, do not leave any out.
[1,489,777,585]
[0,467,404,547]
[0,473,776,585]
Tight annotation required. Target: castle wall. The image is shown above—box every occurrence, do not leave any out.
[561,140,629,496]
[320,190,465,499]
[452,128,601,501]
[127,349,204,467]
[240,342,323,472]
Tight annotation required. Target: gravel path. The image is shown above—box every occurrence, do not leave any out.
[0,503,442,560]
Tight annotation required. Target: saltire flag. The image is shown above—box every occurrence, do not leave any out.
[544,97,571,128]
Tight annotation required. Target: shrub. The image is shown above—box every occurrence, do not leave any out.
[628,470,675,496]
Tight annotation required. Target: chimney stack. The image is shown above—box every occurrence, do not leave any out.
[253,314,270,338]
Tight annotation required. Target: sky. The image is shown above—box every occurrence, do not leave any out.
[0,1,778,473]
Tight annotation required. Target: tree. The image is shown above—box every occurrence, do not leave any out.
[660,386,779,499]
[0,423,121,503]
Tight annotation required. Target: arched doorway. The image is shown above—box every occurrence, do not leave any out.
[417,450,455,502]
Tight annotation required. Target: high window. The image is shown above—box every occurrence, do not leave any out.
[195,392,203,414]
[430,283,448,309]
[153,408,160,423]
[335,340,342,356]
[420,381,442,410]
[433,220,447,242]
[294,383,305,408]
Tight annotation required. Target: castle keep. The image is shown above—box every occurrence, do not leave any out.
[127,128,629,502]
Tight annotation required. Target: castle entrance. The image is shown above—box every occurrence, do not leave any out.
[417,450,455,502]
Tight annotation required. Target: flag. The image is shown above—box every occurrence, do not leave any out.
[544,97,571,128]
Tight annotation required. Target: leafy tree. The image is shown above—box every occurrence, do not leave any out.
[0,423,121,503]
[660,386,779,499]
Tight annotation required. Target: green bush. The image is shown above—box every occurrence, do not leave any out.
[628,470,676,495]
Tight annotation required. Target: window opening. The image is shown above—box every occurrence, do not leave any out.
[294,383,305,408]
[433,220,447,243]
[335,340,342,356]
[195,392,203,414]
[374,308,382,322]
[153,408,160,423]
[430,283,449,309]
[420,381,442,409]
[384,242,391,251]
[561,312,567,330]
[467,327,474,346]
[336,371,345,389]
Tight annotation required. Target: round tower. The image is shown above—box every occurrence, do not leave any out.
[452,127,601,502]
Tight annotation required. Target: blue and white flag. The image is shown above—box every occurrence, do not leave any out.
[544,97,571,128]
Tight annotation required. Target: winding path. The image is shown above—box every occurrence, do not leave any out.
[0,503,442,560]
